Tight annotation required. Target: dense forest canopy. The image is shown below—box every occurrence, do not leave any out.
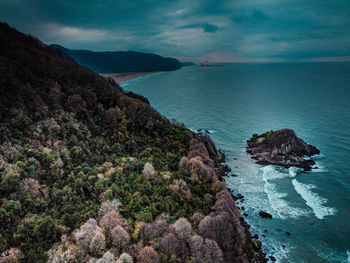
[0,22,263,263]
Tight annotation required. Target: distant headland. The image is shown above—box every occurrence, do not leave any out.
[50,44,182,73]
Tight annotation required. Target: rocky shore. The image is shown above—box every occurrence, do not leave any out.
[182,133,267,263]
[246,129,320,170]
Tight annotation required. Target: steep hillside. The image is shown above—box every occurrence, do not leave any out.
[50,44,182,73]
[0,23,265,263]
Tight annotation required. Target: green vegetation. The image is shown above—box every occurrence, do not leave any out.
[0,22,216,262]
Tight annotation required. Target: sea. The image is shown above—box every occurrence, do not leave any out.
[120,63,350,262]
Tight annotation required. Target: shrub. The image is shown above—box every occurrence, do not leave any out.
[90,230,106,257]
[141,162,155,178]
[19,178,49,200]
[159,233,180,256]
[136,246,159,263]
[132,222,142,242]
[99,211,127,241]
[117,253,133,263]
[0,248,23,263]
[96,251,115,263]
[98,200,121,218]
[189,235,223,263]
[0,170,20,194]
[33,216,58,243]
[170,218,192,242]
[110,225,130,251]
[74,219,100,254]
[142,219,166,241]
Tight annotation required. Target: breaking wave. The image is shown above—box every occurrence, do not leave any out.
[292,179,337,219]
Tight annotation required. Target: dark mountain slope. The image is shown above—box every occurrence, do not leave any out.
[50,44,182,73]
[0,22,191,261]
[0,23,265,263]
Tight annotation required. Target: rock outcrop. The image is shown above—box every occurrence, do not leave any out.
[246,129,320,170]
[183,133,266,263]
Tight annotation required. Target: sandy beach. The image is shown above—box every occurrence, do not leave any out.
[101,72,160,83]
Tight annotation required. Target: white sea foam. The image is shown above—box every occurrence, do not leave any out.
[188,128,215,134]
[311,161,328,173]
[262,166,309,219]
[312,152,325,159]
[315,247,350,262]
[292,179,336,219]
[288,166,302,177]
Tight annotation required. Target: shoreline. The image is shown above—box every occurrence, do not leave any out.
[183,132,267,262]
[100,71,160,83]
[104,70,267,261]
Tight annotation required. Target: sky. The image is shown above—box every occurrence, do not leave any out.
[1,0,350,62]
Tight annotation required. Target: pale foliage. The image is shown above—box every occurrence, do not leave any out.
[136,246,159,263]
[96,251,116,263]
[141,162,155,178]
[98,200,121,218]
[189,235,223,263]
[171,218,192,241]
[110,225,130,251]
[116,253,133,263]
[90,230,106,256]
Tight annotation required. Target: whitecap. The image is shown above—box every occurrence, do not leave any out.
[312,152,326,159]
[288,166,302,177]
[311,161,328,173]
[262,166,309,219]
[292,179,336,219]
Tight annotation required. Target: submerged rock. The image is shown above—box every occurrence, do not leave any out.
[259,211,272,219]
[246,129,320,170]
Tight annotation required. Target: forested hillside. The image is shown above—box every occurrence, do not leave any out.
[0,23,264,263]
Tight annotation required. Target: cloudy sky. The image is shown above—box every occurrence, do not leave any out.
[1,0,350,62]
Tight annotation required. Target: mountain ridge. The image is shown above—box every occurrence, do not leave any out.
[50,44,182,73]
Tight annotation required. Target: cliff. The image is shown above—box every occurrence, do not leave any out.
[0,22,265,263]
[247,129,320,170]
[50,44,182,73]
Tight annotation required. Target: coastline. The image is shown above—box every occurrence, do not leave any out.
[108,71,268,262]
[105,72,267,262]
[182,132,267,262]
[100,71,160,83]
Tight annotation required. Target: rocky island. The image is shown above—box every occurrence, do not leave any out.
[246,129,320,170]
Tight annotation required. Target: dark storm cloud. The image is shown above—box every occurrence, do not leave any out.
[1,0,350,61]
[202,23,219,33]
[180,22,220,33]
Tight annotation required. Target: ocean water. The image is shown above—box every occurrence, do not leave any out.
[121,63,350,262]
